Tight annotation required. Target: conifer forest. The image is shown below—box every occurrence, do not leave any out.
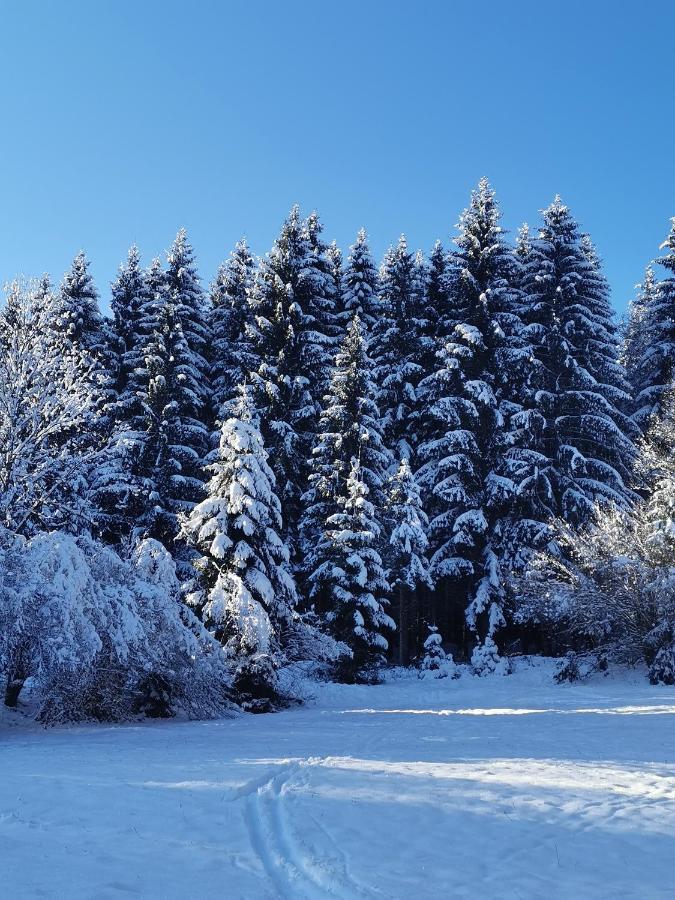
[3,179,675,722]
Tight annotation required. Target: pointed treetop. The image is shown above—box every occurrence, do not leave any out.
[167,227,195,267]
[538,196,579,242]
[455,178,503,252]
[515,223,531,258]
[62,250,98,301]
[658,216,675,271]
[123,244,141,272]
[230,380,258,426]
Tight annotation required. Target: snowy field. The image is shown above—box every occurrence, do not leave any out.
[2,659,675,899]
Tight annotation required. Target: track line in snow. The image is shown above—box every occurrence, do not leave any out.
[243,759,381,900]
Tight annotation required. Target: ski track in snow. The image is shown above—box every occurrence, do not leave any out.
[241,758,382,900]
[3,660,675,898]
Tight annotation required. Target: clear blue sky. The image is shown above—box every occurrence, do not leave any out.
[1,0,673,313]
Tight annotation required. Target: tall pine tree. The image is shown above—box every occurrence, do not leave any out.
[340,229,380,332]
[182,386,297,709]
[385,458,432,665]
[627,219,675,428]
[300,315,391,595]
[417,178,527,671]
[518,198,637,524]
[209,239,255,424]
[247,207,337,556]
[307,457,393,683]
[373,235,428,464]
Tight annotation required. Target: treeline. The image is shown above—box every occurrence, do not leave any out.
[1,179,674,719]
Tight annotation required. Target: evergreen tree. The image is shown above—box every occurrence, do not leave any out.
[45,252,115,423]
[304,210,342,374]
[111,236,210,560]
[99,246,157,535]
[209,239,255,424]
[51,251,111,364]
[373,235,428,463]
[417,179,527,671]
[326,239,344,330]
[247,207,337,555]
[385,458,432,665]
[110,245,152,414]
[340,229,380,332]
[182,387,297,709]
[153,231,211,536]
[514,222,532,264]
[517,386,675,685]
[40,256,123,536]
[510,199,639,657]
[134,305,177,546]
[427,240,454,337]
[419,625,457,679]
[518,197,637,523]
[163,228,211,442]
[627,219,675,428]
[623,266,657,425]
[307,458,393,683]
[300,316,391,589]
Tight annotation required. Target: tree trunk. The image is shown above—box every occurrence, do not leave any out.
[398,584,409,666]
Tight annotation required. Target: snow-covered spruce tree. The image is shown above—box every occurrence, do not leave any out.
[98,245,157,537]
[304,210,343,382]
[209,239,256,424]
[48,251,113,368]
[105,256,167,541]
[417,178,527,673]
[42,253,116,437]
[340,229,380,332]
[38,253,133,540]
[626,220,675,429]
[163,228,211,462]
[509,204,639,658]
[384,458,433,665]
[307,457,394,683]
[181,386,300,710]
[514,222,533,267]
[0,528,232,721]
[517,198,637,525]
[516,386,675,683]
[124,232,211,566]
[247,207,337,557]
[110,245,152,418]
[372,234,429,464]
[419,625,457,679]
[0,280,103,536]
[132,305,180,546]
[623,266,657,426]
[300,314,391,576]
[326,240,344,328]
[427,240,455,336]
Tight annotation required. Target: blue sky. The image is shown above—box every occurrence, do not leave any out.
[0,0,673,313]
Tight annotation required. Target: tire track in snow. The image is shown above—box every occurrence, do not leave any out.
[243,759,381,900]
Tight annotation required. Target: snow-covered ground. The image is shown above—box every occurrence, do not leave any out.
[3,659,675,899]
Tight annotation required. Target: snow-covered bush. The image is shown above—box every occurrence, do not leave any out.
[471,636,510,676]
[419,626,457,679]
[0,529,233,722]
[553,650,607,683]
